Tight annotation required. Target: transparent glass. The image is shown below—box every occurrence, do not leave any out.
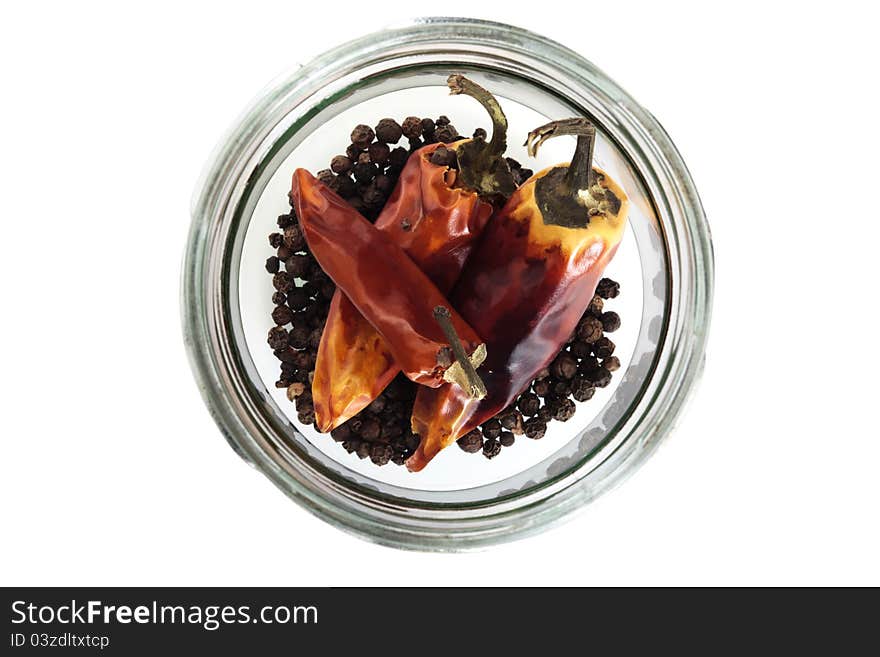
[182,17,714,550]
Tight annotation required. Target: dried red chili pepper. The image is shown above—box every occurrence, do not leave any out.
[407,118,630,471]
[310,75,516,432]
[290,168,491,398]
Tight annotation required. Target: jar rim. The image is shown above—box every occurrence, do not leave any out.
[182,17,713,551]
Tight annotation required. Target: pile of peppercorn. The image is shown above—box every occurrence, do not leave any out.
[266,116,620,467]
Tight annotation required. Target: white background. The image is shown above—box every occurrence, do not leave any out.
[2,1,878,586]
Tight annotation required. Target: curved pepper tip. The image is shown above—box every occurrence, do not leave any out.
[405,447,430,473]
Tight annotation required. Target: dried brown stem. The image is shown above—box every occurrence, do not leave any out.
[433,305,487,400]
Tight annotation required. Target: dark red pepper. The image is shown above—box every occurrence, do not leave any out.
[290,168,490,395]
[310,75,515,432]
[407,118,630,471]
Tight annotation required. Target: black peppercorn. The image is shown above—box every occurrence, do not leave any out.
[359,417,381,442]
[350,124,374,149]
[435,115,450,126]
[273,348,297,364]
[498,408,524,435]
[550,353,578,380]
[291,350,311,370]
[271,291,286,305]
[330,423,352,443]
[588,366,613,388]
[600,311,621,332]
[355,441,371,460]
[282,224,306,251]
[267,326,289,350]
[288,326,309,350]
[380,420,402,441]
[533,379,551,397]
[482,438,501,459]
[345,143,361,160]
[342,439,359,454]
[330,155,352,174]
[499,431,515,447]
[401,116,422,140]
[301,281,318,298]
[420,117,435,135]
[434,125,459,143]
[523,418,547,440]
[264,256,280,274]
[579,356,600,374]
[472,127,487,140]
[373,174,393,194]
[429,145,457,168]
[603,356,621,372]
[570,340,591,359]
[571,376,596,402]
[596,278,620,299]
[294,395,313,414]
[593,337,615,359]
[518,393,541,416]
[285,289,309,311]
[587,295,604,316]
[577,316,604,343]
[368,141,390,165]
[277,213,295,229]
[550,379,572,398]
[370,443,393,466]
[552,398,576,422]
[481,419,502,440]
[284,254,310,278]
[329,174,356,198]
[386,147,408,170]
[271,305,294,326]
[352,162,377,184]
[362,183,385,208]
[375,118,403,144]
[457,429,483,453]
[316,169,334,185]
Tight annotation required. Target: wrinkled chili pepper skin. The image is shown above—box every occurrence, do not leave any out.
[407,167,629,471]
[312,144,493,432]
[290,168,485,392]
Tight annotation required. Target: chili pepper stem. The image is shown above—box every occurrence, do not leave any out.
[525,118,597,198]
[446,74,516,202]
[447,74,507,158]
[433,305,487,400]
[566,132,595,194]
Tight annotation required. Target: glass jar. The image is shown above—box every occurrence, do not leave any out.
[182,17,713,550]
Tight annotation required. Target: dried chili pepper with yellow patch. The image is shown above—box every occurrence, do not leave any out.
[310,75,516,432]
[407,118,630,471]
[290,168,491,400]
